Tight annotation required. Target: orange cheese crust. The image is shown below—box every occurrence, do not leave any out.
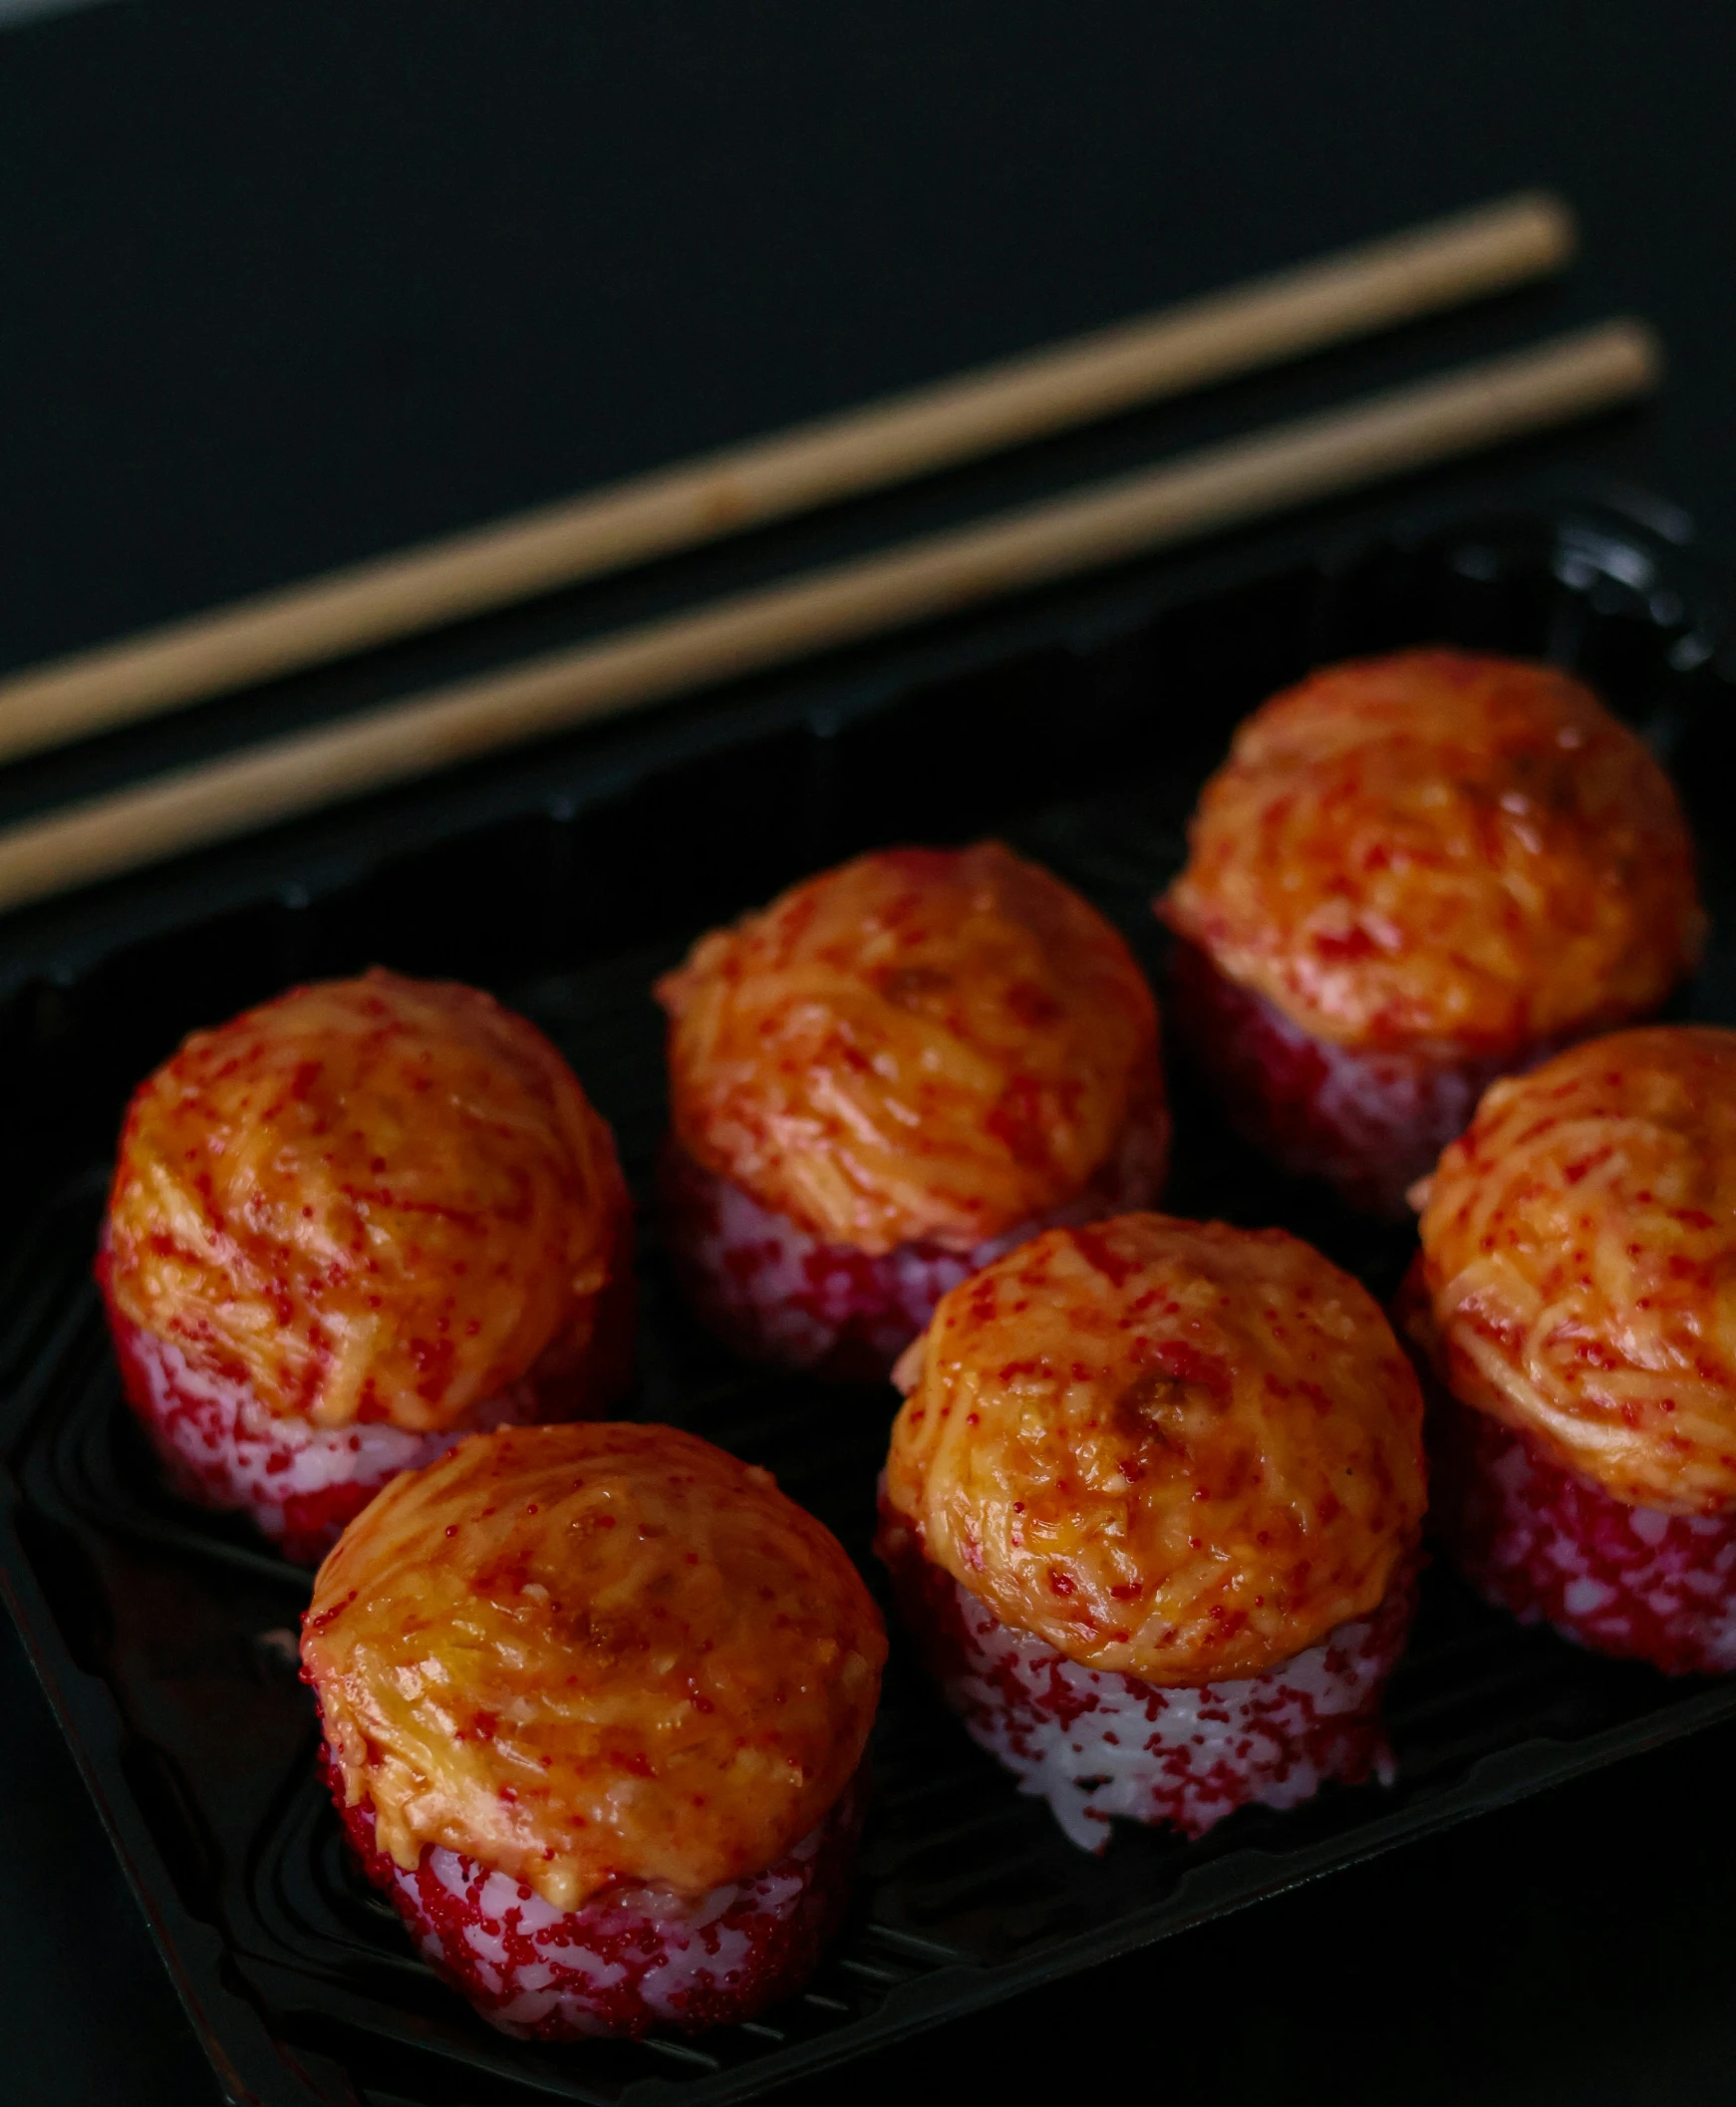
[1160,651,1702,1054]
[103,971,630,1433]
[302,1422,886,1908]
[656,843,1165,1256]
[883,1214,1425,1684]
[1409,1027,1736,1514]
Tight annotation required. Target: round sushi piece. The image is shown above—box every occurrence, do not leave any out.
[301,1421,886,2040]
[877,1214,1426,1848]
[655,842,1169,1378]
[99,970,634,1563]
[1403,1026,1736,1674]
[1159,650,1703,1215]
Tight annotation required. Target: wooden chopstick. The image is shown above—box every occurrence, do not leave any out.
[0,319,1657,918]
[0,192,1575,763]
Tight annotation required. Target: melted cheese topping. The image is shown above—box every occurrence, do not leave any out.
[1411,1027,1736,1513]
[657,843,1164,1255]
[1161,651,1702,1053]
[104,971,629,1432]
[302,1422,886,1907]
[884,1214,1425,1684]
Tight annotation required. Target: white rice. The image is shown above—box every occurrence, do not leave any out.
[125,1326,542,1542]
[935,1568,1405,1850]
[1476,1416,1736,1670]
[672,1101,1169,1373]
[394,1815,830,2038]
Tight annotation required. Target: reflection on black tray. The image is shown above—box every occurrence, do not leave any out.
[2,492,1734,2107]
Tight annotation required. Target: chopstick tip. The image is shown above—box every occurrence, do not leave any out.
[1509,187,1579,270]
[1605,314,1667,392]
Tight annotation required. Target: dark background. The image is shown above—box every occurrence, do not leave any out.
[3,3,1735,2101]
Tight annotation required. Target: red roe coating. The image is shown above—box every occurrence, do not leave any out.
[884,1214,1426,1685]
[102,969,633,1434]
[302,1422,885,1912]
[1426,1387,1736,1676]
[877,1503,1415,1846]
[1410,1028,1736,1513]
[1159,652,1702,1212]
[656,1086,1169,1379]
[103,1301,601,1565]
[656,842,1168,1257]
[330,1756,863,2040]
[1165,935,1562,1218]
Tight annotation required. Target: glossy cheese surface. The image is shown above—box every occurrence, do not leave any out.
[104,971,629,1431]
[303,1422,886,1908]
[1161,651,1701,1053]
[658,842,1164,1255]
[1411,1027,1736,1512]
[884,1214,1425,1683]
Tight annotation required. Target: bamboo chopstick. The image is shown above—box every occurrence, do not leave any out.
[0,192,1575,763]
[0,318,1656,918]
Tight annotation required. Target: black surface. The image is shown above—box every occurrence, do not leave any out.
[4,5,1736,2104]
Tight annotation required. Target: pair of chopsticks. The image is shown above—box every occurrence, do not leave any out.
[0,192,1656,915]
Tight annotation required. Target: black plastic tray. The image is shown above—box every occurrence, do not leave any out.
[3,485,1736,2107]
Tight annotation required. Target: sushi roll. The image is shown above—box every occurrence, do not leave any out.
[655,842,1169,1379]
[1159,650,1703,1215]
[99,970,633,1563]
[301,1421,886,2039]
[876,1213,1426,1847]
[1403,1026,1736,1674]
